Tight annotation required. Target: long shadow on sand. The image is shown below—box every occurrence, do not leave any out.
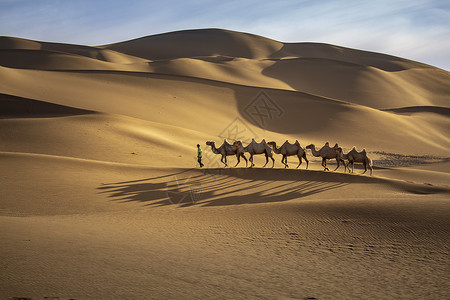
[97,168,385,207]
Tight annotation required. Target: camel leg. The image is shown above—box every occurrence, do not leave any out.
[362,161,367,174]
[283,155,289,168]
[333,158,340,171]
[262,154,269,168]
[340,159,347,172]
[296,154,301,169]
[222,155,228,168]
[303,152,309,169]
[270,156,275,168]
[249,154,254,168]
[234,154,240,168]
[322,158,329,171]
[235,153,248,168]
[242,153,248,168]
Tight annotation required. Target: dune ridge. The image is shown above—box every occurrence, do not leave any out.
[2,29,448,110]
[1,64,448,156]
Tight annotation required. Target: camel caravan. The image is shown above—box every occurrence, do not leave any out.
[205,139,373,175]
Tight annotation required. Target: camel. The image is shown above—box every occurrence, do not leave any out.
[267,140,309,169]
[338,147,373,175]
[233,139,275,168]
[205,139,248,167]
[305,142,345,171]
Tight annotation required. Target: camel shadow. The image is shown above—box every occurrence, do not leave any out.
[98,168,383,207]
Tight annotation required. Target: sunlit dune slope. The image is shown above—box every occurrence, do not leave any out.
[1,67,449,157]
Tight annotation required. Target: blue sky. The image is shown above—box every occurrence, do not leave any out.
[1,0,449,70]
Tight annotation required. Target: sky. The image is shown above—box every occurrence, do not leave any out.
[1,0,449,70]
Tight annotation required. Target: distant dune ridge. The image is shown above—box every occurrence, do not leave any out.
[1,28,449,157]
[1,29,449,299]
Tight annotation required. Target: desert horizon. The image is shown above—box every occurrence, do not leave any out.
[1,28,449,299]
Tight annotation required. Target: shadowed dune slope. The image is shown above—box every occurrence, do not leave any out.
[0,93,95,118]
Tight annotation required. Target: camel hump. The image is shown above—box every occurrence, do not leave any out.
[325,142,329,146]
[362,149,367,154]
[334,143,339,148]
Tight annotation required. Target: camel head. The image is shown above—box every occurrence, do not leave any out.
[305,144,314,150]
[233,140,243,147]
[267,141,276,147]
[206,141,215,146]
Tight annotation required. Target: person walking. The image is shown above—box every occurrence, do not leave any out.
[197,144,204,167]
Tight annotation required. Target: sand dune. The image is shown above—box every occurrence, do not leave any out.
[1,152,449,298]
[103,28,284,60]
[1,29,449,299]
[0,36,149,64]
[1,65,448,156]
[3,30,449,109]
